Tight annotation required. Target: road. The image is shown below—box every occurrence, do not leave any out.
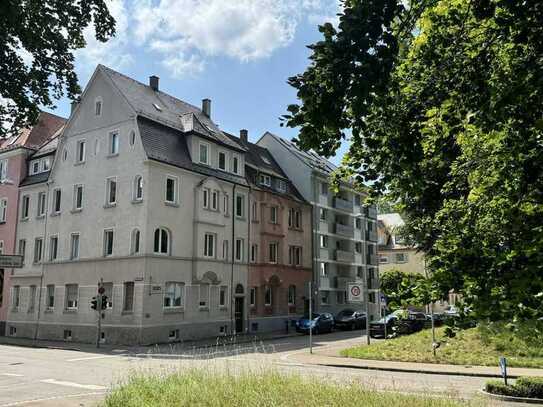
[0,330,519,406]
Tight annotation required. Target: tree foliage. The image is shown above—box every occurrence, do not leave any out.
[0,0,116,136]
[284,0,543,321]
[380,269,427,310]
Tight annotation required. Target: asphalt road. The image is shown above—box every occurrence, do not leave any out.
[0,330,523,406]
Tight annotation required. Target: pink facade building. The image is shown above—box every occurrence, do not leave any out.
[0,112,65,333]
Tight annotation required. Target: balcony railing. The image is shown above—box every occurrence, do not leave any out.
[335,223,354,237]
[319,277,330,289]
[334,197,353,211]
[335,249,355,263]
[366,253,378,265]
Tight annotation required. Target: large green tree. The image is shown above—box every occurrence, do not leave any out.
[284,0,543,321]
[380,269,427,310]
[0,0,116,136]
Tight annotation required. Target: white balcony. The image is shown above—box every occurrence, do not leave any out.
[319,277,330,290]
[335,249,355,263]
[334,197,353,211]
[335,223,354,237]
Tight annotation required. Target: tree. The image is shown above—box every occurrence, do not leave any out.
[0,0,116,136]
[284,0,543,321]
[380,269,427,310]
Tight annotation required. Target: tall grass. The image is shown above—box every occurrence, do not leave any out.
[104,369,478,407]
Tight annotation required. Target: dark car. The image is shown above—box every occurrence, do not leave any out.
[334,309,367,330]
[369,314,398,338]
[296,312,334,334]
[407,312,427,333]
[425,313,445,327]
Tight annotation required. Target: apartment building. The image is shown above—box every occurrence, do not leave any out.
[258,133,380,319]
[226,130,312,333]
[7,65,251,344]
[0,112,65,334]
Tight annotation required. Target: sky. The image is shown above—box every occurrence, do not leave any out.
[45,0,348,165]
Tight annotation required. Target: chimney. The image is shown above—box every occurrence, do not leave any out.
[70,101,78,116]
[202,98,211,117]
[149,75,159,91]
[240,129,248,144]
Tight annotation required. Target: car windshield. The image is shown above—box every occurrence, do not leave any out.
[376,315,396,323]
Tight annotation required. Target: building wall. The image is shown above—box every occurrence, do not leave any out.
[378,248,425,276]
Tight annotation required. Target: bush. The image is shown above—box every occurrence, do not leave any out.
[485,377,543,399]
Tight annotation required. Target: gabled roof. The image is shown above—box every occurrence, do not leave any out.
[137,116,248,186]
[99,65,244,152]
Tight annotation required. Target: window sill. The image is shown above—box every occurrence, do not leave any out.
[45,308,54,313]
[103,203,117,209]
[198,306,209,311]
[164,201,179,208]
[63,309,78,314]
[19,218,28,223]
[121,310,134,315]
[163,308,184,314]
[50,212,61,217]
[36,214,45,220]
[288,227,303,232]
[131,199,143,205]
[74,161,85,166]
[107,153,119,158]
[218,306,228,310]
[70,208,82,214]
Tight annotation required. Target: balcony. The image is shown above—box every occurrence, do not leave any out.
[366,253,378,265]
[367,278,379,290]
[334,197,353,211]
[320,277,330,290]
[335,249,355,264]
[365,230,378,242]
[335,223,354,237]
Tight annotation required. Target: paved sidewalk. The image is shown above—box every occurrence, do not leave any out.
[288,352,543,378]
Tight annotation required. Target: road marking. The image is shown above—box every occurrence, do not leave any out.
[0,391,105,407]
[0,374,23,377]
[66,354,122,362]
[40,379,106,390]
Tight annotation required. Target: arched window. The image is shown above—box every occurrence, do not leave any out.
[154,228,170,255]
[131,229,140,254]
[134,175,143,201]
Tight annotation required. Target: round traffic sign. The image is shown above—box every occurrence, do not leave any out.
[98,286,105,294]
[351,285,361,297]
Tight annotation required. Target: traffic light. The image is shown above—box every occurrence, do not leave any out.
[91,296,98,310]
[101,296,108,310]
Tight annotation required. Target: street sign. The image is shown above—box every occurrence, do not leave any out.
[0,255,23,268]
[348,283,363,302]
[380,294,387,305]
[499,356,508,385]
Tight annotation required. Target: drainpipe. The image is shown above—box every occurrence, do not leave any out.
[246,186,251,334]
[33,181,50,343]
[230,184,236,334]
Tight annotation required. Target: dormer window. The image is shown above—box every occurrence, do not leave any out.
[259,174,271,187]
[199,142,209,165]
[31,161,39,175]
[95,98,102,116]
[218,151,227,171]
[232,154,240,175]
[276,180,287,193]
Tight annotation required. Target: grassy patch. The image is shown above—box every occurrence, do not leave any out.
[104,370,476,407]
[341,325,543,368]
[485,376,543,399]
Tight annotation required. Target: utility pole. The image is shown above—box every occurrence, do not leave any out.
[308,281,312,354]
[363,267,370,345]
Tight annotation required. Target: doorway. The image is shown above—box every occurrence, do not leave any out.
[235,297,244,333]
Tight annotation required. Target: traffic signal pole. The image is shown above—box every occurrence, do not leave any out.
[96,278,104,349]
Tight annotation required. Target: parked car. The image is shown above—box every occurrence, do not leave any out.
[425,313,445,327]
[407,312,427,333]
[295,313,334,334]
[369,314,398,338]
[334,309,367,330]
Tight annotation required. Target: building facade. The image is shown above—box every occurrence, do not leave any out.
[0,112,65,334]
[258,133,381,320]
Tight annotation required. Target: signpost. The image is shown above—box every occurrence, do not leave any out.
[381,294,388,340]
[499,357,508,386]
[0,255,23,268]
[308,281,312,354]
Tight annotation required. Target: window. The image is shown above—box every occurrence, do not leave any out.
[46,285,55,309]
[76,140,86,163]
[321,291,329,305]
[211,190,218,211]
[0,159,7,180]
[73,185,83,210]
[0,198,7,222]
[268,242,278,264]
[320,208,327,221]
[42,158,50,171]
[49,236,58,261]
[396,253,408,263]
[164,282,184,308]
[129,130,136,146]
[203,189,209,208]
[320,262,329,277]
[379,256,389,264]
[355,242,362,253]
[31,161,39,174]
[37,192,46,217]
[270,206,278,224]
[169,329,179,340]
[165,176,178,204]
[336,291,345,305]
[70,233,80,260]
[355,218,362,229]
[369,292,376,303]
[21,195,29,219]
[12,286,20,308]
[250,287,256,307]
[202,233,215,258]
[133,176,143,201]
[218,151,227,170]
[288,285,296,306]
[199,284,209,308]
[222,240,228,260]
[276,179,287,193]
[223,193,229,215]
[109,131,119,155]
[235,194,244,218]
[65,284,78,310]
[123,282,134,312]
[235,238,243,262]
[199,142,209,164]
[95,98,102,116]
[18,239,26,260]
[250,244,258,263]
[103,229,114,257]
[154,228,170,255]
[52,188,61,213]
[289,246,302,266]
[259,174,271,186]
[28,285,36,311]
[34,238,43,263]
[320,235,328,248]
[355,194,361,206]
[131,229,141,255]
[232,154,240,175]
[288,208,301,228]
[219,286,227,308]
[321,182,328,195]
[64,330,72,340]
[106,178,117,205]
[264,286,272,306]
[357,266,364,279]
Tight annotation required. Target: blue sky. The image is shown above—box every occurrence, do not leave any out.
[47,0,347,165]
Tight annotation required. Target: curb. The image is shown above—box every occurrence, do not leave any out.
[0,340,83,352]
[479,389,543,404]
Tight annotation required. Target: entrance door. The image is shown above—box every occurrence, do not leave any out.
[234,297,244,333]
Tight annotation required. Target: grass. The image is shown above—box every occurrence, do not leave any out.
[104,370,479,407]
[341,325,543,368]
[485,376,543,399]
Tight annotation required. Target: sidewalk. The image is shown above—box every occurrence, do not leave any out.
[289,351,543,378]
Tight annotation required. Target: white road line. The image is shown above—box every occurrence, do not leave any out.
[40,379,106,390]
[66,354,122,362]
[0,374,23,377]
